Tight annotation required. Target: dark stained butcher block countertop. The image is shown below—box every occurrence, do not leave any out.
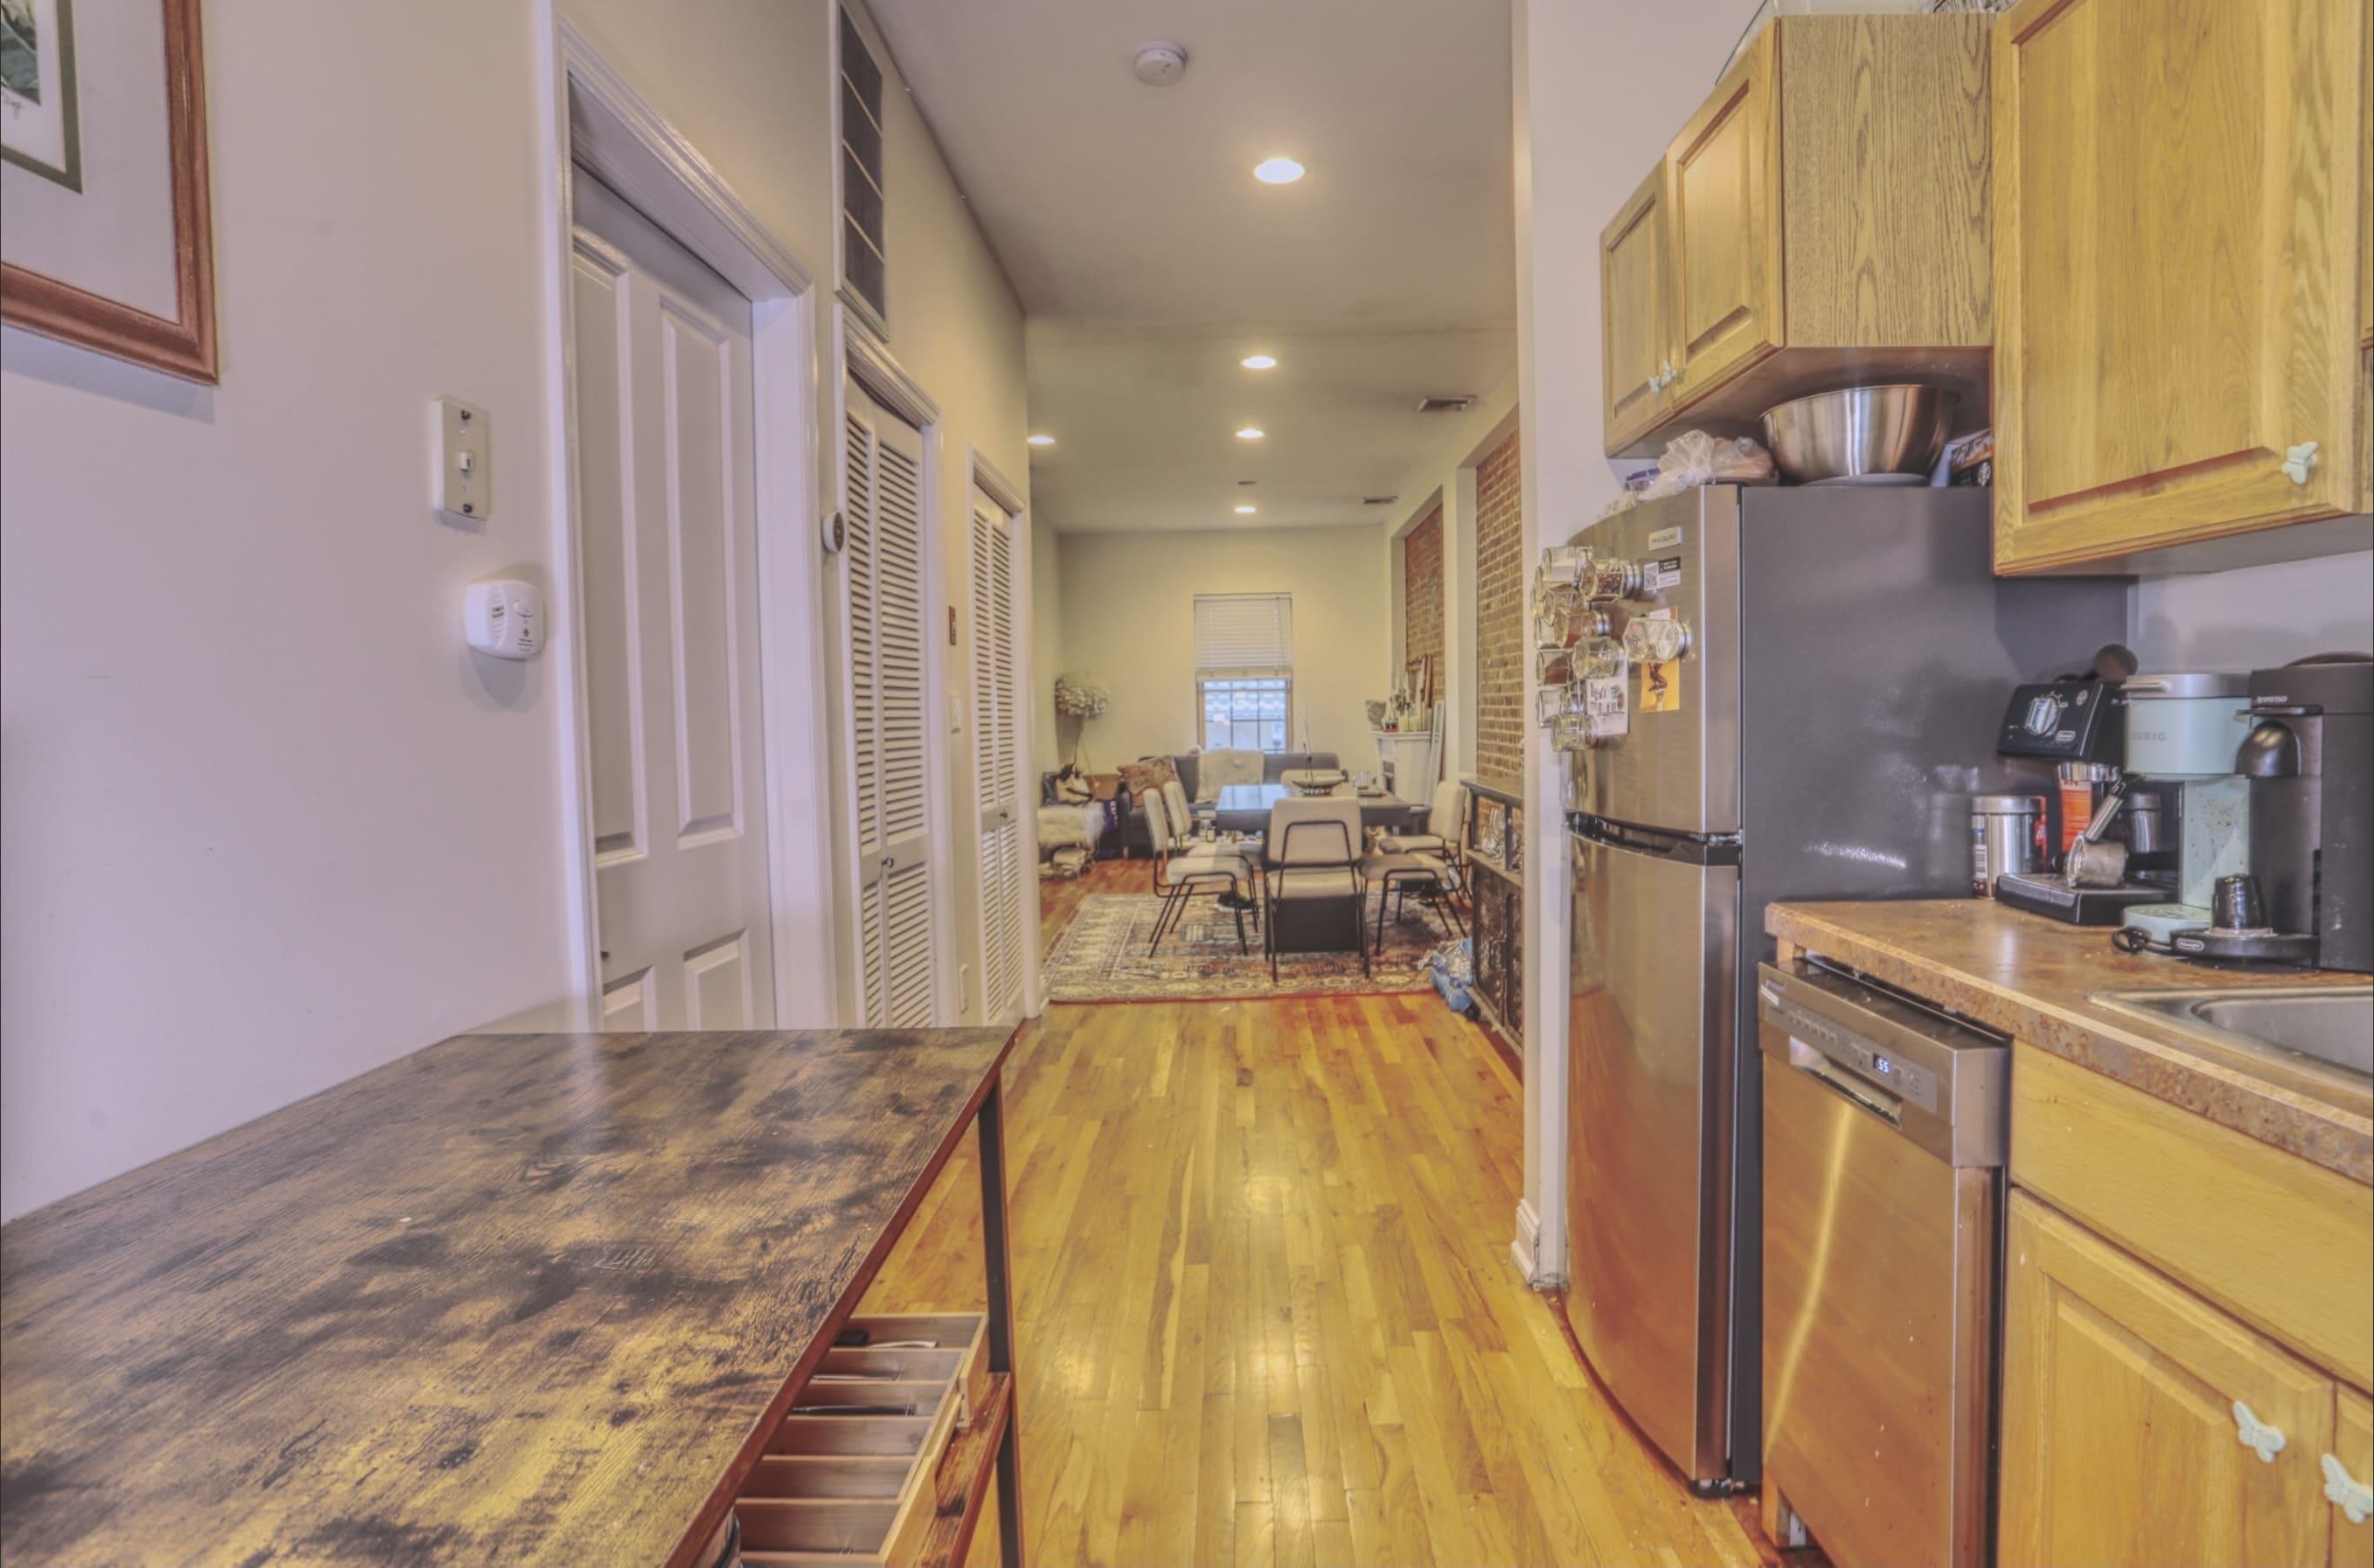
[1768,900,2371,1183]
[0,1026,1015,1567]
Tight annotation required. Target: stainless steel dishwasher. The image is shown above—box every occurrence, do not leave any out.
[1756,958,2009,1568]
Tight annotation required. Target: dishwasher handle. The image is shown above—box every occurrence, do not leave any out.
[1786,1035,1903,1126]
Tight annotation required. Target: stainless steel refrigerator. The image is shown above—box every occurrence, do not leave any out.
[1559,485,2125,1489]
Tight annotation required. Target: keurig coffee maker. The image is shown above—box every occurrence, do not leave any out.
[2168,654,2372,971]
[2112,672,2252,951]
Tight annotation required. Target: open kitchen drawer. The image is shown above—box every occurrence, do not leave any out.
[736,1313,1012,1567]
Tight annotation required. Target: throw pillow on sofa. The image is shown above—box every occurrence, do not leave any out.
[1195,747,1263,802]
[1117,757,1177,804]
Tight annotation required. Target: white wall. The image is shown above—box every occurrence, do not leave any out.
[1056,526,1389,770]
[2130,551,2374,672]
[0,0,1028,1219]
[1031,518,1064,775]
[1511,0,1767,1280]
[1,1,567,1220]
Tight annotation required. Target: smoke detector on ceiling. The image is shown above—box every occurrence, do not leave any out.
[1415,394,1477,414]
[1133,43,1189,85]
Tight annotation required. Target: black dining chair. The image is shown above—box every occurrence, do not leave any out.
[1262,798,1368,981]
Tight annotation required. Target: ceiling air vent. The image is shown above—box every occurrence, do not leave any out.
[1415,394,1476,414]
[1362,495,1400,506]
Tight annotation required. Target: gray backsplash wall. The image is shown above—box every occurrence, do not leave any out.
[2128,548,2374,672]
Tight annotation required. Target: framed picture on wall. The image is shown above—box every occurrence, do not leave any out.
[0,0,216,381]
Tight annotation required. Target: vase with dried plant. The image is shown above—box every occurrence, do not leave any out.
[1053,671,1111,770]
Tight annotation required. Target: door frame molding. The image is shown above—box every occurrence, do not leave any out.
[542,15,839,1028]
[834,309,958,1025]
[967,448,1041,1022]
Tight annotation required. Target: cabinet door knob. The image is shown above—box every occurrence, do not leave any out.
[2232,1399,2287,1465]
[2282,440,2320,486]
[2325,1453,2373,1525]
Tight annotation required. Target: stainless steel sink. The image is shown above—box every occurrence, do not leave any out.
[2094,987,2374,1079]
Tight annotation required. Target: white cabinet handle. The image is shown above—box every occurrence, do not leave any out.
[2282,441,2320,485]
[2325,1453,2373,1525]
[2232,1399,2287,1464]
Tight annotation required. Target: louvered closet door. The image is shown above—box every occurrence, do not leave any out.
[571,170,776,1032]
[970,495,1023,1024]
[844,384,936,1027]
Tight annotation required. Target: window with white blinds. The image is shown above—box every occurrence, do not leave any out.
[1194,594,1293,751]
[1192,593,1294,678]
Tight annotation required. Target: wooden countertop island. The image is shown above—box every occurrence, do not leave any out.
[0,1026,1021,1567]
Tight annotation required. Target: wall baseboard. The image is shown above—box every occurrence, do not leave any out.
[1509,1198,1543,1286]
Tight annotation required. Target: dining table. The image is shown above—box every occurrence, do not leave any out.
[1212,782,1428,837]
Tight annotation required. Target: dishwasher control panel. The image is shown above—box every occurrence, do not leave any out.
[1756,960,2011,1169]
[1761,982,1940,1112]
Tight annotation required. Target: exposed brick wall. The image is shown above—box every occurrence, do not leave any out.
[1401,505,1444,688]
[1474,431,1524,781]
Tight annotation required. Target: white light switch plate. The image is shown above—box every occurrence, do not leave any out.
[432,396,490,520]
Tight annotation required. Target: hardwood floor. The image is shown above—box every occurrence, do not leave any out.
[859,996,1772,1566]
[1040,854,1144,952]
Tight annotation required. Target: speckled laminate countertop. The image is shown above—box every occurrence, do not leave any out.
[1767,899,2372,1184]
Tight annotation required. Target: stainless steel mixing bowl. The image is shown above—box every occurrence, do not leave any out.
[1760,385,1959,484]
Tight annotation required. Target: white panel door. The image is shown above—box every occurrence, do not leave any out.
[970,494,1023,1025]
[844,383,936,1027]
[571,169,776,1031]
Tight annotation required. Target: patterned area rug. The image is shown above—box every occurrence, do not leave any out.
[1044,890,1461,1002]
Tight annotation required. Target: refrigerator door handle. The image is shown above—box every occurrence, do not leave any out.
[1571,813,1742,867]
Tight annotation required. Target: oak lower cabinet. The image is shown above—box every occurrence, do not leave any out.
[1992,0,2372,572]
[1598,14,1993,456]
[2001,1190,2374,1568]
[1999,1194,2341,1567]
[2338,1387,2374,1568]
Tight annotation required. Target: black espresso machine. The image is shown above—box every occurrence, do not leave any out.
[2172,654,2374,972]
[1991,645,2167,924]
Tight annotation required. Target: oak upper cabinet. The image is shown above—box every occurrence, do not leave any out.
[1598,16,1993,457]
[1993,0,2371,573]
[1999,1194,2340,1568]
[1601,164,1675,453]
[1664,24,1783,405]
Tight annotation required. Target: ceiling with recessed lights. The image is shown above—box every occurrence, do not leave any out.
[861,0,1516,533]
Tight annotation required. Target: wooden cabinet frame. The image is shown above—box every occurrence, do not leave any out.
[1595,16,1994,459]
[1991,0,2371,573]
[1601,164,1674,453]
[1663,26,1785,405]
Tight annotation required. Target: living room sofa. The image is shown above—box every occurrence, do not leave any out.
[1040,751,1343,857]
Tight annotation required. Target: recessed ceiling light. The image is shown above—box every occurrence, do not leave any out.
[1235,504,1257,515]
[1236,427,1265,440]
[1027,434,1056,447]
[1241,354,1278,370]
[1253,156,1305,185]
